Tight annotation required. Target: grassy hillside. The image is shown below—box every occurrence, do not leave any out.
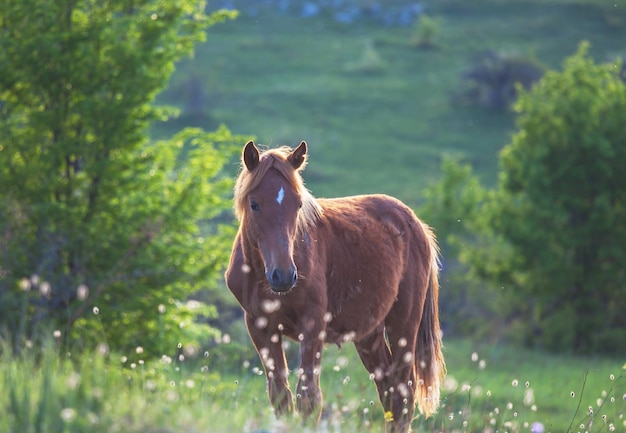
[158,0,626,206]
[1,338,623,432]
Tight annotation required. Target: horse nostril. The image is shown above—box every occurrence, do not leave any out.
[267,267,297,292]
[292,269,298,285]
[271,269,281,285]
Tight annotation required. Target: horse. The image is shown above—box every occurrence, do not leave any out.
[225,141,445,433]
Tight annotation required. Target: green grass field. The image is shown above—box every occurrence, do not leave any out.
[159,0,626,206]
[1,338,623,432]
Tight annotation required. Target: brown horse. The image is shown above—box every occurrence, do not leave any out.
[225,141,445,432]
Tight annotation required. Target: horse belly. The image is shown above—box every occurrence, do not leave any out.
[323,224,405,342]
[325,279,396,344]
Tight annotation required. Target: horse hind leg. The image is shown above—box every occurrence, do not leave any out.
[381,325,420,433]
[383,279,427,433]
[354,328,397,423]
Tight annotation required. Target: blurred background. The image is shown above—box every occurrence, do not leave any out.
[159,0,625,200]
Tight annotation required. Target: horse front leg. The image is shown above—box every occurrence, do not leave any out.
[245,314,293,417]
[295,324,325,422]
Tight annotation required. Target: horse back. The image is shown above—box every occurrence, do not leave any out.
[310,194,434,341]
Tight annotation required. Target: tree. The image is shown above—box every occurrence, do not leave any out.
[0,0,241,356]
[419,156,494,337]
[457,42,626,354]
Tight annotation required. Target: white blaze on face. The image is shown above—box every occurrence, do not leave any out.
[276,186,285,205]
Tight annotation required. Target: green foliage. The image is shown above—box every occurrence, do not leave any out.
[420,157,494,336]
[411,14,442,49]
[458,42,626,354]
[457,50,544,110]
[0,337,236,433]
[0,0,241,356]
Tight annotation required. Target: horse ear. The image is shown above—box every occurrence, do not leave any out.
[288,141,307,170]
[243,140,260,171]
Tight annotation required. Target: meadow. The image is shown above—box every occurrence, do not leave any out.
[3,1,625,432]
[159,0,626,204]
[1,337,623,432]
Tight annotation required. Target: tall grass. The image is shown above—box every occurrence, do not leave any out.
[1,336,623,432]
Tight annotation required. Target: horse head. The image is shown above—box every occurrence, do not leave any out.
[239,140,308,293]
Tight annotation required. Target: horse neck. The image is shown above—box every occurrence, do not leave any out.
[239,222,261,266]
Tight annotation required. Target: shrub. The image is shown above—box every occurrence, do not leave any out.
[411,14,442,49]
[343,40,387,74]
[459,42,626,354]
[456,49,544,110]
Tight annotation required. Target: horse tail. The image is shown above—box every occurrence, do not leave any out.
[414,226,446,418]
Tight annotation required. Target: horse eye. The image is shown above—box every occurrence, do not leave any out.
[299,201,303,209]
[250,202,260,212]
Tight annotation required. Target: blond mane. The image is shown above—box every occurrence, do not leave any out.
[233,146,322,230]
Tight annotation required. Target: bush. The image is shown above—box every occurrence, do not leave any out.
[455,49,544,110]
[411,14,442,49]
[0,1,240,357]
[458,42,626,354]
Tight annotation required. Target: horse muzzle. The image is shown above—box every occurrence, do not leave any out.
[266,266,298,293]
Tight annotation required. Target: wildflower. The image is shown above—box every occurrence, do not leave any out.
[261,299,281,313]
[97,343,109,356]
[40,281,51,297]
[65,372,81,390]
[255,316,268,329]
[530,421,544,433]
[77,284,89,301]
[384,411,394,422]
[60,408,77,422]
[524,388,535,406]
[19,278,31,291]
